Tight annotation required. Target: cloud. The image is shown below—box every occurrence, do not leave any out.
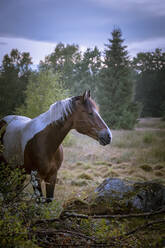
[127,37,165,58]
[0,36,90,65]
[1,0,164,44]
[0,0,165,63]
[90,0,165,16]
[0,37,57,64]
[0,41,7,45]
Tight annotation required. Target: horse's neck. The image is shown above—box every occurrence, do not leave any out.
[55,116,73,141]
[25,103,73,152]
[43,116,73,152]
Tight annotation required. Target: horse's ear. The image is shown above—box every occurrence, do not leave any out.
[82,90,88,102]
[87,90,91,98]
[82,90,90,102]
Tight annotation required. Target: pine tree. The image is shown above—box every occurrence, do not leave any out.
[133,49,165,117]
[97,28,139,129]
[0,49,32,116]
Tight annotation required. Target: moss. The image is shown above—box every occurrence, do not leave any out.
[76,161,85,166]
[154,164,164,170]
[93,161,112,167]
[71,180,88,186]
[155,171,164,177]
[77,173,93,180]
[103,171,119,178]
[140,164,153,172]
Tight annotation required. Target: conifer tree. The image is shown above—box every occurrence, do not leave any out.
[133,49,165,117]
[97,28,139,129]
[0,49,32,116]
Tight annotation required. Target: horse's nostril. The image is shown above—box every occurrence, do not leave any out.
[107,133,111,143]
[98,129,112,145]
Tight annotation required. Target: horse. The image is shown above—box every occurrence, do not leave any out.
[0,90,112,202]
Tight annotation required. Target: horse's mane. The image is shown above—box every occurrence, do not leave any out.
[49,96,99,124]
[49,98,74,123]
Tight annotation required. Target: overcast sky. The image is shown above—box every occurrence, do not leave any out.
[0,0,165,64]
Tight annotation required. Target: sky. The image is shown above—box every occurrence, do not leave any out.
[0,0,165,65]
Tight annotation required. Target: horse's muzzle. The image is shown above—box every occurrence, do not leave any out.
[98,129,112,146]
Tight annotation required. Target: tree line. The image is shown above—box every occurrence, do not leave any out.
[0,28,165,129]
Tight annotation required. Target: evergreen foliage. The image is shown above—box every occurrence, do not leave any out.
[0,49,32,117]
[72,47,101,98]
[97,28,139,129]
[133,49,165,117]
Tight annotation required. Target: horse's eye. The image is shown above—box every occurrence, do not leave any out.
[89,112,93,116]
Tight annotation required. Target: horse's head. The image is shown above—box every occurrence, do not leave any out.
[72,90,112,146]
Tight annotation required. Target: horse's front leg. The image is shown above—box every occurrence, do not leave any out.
[31,171,43,200]
[45,172,57,203]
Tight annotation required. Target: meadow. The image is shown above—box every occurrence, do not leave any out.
[32,117,164,247]
[53,117,165,204]
[1,117,164,247]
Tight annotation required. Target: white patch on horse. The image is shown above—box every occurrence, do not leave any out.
[3,115,31,165]
[2,98,73,165]
[94,109,112,141]
[22,98,73,153]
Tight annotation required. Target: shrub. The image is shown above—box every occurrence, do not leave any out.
[0,143,62,247]
[143,133,154,144]
[0,162,34,247]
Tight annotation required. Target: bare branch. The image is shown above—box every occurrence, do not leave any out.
[61,207,165,219]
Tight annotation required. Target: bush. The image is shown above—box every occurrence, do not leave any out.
[0,143,62,247]
[15,70,69,118]
[0,161,33,247]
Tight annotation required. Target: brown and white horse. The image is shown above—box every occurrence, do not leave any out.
[0,90,112,202]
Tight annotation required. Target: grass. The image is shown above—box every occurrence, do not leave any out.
[136,117,165,129]
[51,117,165,203]
[24,117,165,201]
[22,117,165,247]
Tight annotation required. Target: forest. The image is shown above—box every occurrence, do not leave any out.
[0,28,165,247]
[0,28,165,126]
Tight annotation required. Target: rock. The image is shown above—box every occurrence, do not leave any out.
[87,178,165,214]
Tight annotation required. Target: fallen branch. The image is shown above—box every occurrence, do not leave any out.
[33,217,60,226]
[31,205,165,242]
[31,207,165,227]
[119,218,165,238]
[34,228,96,242]
[61,207,165,220]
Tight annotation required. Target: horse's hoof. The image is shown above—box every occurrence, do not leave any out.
[46,198,53,203]
[36,197,46,203]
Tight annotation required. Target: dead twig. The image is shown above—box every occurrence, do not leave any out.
[123,218,165,237]
[34,228,96,242]
[61,207,165,219]
[31,207,165,227]
[33,217,60,226]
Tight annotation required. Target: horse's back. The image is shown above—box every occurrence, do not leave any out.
[3,115,31,124]
[1,115,31,165]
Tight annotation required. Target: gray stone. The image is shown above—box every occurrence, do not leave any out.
[87,178,165,214]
